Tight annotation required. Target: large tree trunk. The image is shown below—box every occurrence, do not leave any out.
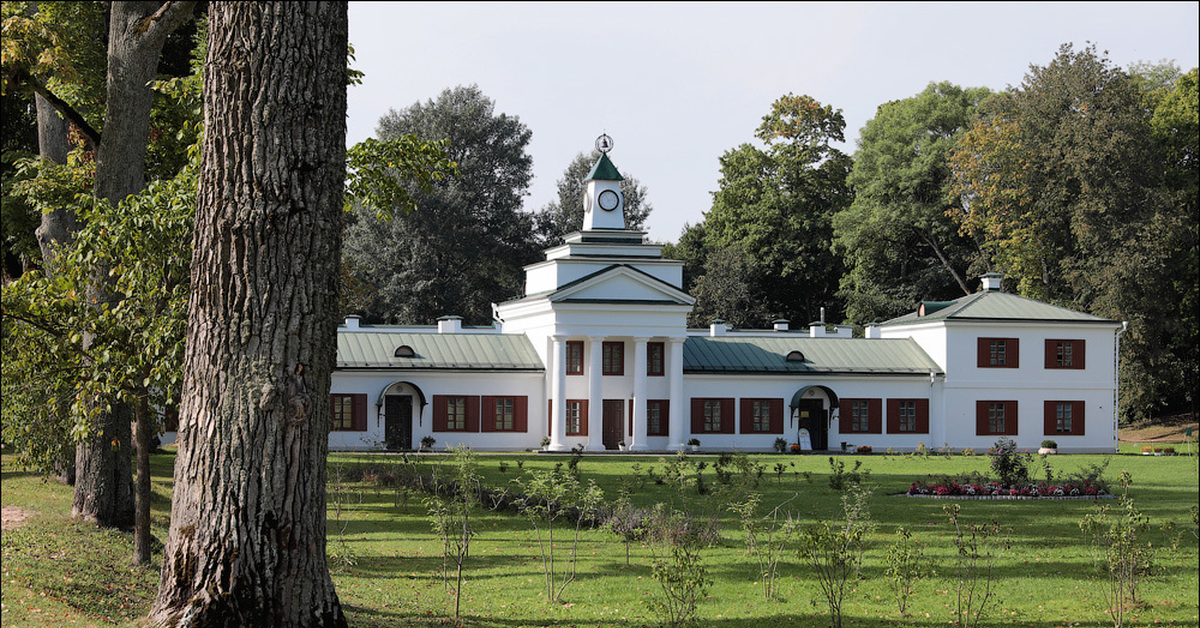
[73,0,194,530]
[150,3,348,626]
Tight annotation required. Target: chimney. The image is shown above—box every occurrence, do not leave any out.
[437,315,463,334]
[865,323,881,339]
[980,272,1003,292]
[773,319,790,332]
[344,315,360,331]
[709,319,727,337]
[809,321,826,337]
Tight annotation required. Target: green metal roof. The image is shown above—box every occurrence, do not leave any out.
[683,336,941,375]
[881,290,1116,326]
[337,332,544,371]
[586,153,623,181]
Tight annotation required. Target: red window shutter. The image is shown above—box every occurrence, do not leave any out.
[1074,401,1085,435]
[465,396,480,433]
[432,396,448,432]
[977,338,989,368]
[480,396,496,432]
[352,394,368,431]
[628,399,634,437]
[662,400,670,436]
[1074,341,1086,370]
[839,399,852,433]
[915,399,929,434]
[1009,339,1019,368]
[868,399,882,433]
[547,400,552,436]
[722,398,735,434]
[691,398,705,434]
[739,398,753,434]
[1043,400,1056,436]
[514,396,528,433]
[769,399,784,434]
[578,400,589,436]
[1045,340,1057,369]
[975,401,988,435]
[886,398,899,434]
[1006,401,1019,435]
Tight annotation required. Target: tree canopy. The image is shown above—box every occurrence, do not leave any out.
[343,85,540,325]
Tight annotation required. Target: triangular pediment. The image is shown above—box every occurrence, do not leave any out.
[549,264,694,306]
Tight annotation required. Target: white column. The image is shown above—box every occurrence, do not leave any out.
[631,337,649,451]
[668,338,686,450]
[549,336,567,451]
[586,336,605,450]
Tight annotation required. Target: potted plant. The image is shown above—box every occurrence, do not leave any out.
[774,437,788,453]
[540,435,551,450]
[789,442,802,454]
[617,440,627,451]
[1039,439,1058,455]
[856,445,873,454]
[686,438,700,452]
[419,435,436,452]
[1141,445,1154,455]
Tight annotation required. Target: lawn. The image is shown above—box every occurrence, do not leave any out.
[2,448,1197,628]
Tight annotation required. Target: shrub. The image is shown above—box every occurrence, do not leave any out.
[856,445,872,454]
[885,526,930,616]
[798,487,874,628]
[944,503,1008,628]
[1041,439,1058,449]
[518,468,604,603]
[774,437,788,453]
[1080,492,1156,627]
[827,456,870,491]
[645,504,712,627]
[988,437,1031,487]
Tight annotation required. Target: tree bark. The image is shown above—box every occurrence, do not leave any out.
[150,3,348,626]
[73,0,195,530]
[135,395,154,565]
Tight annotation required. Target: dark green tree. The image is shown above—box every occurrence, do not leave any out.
[949,44,1197,421]
[534,150,652,247]
[343,85,540,325]
[834,82,991,324]
[697,93,852,327]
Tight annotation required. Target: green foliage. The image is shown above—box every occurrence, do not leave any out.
[729,492,800,600]
[691,93,852,327]
[518,467,604,603]
[834,81,990,323]
[827,456,870,491]
[988,437,1031,487]
[797,486,874,628]
[944,503,1008,627]
[342,85,541,325]
[645,503,712,627]
[1080,484,1157,627]
[343,135,457,219]
[425,446,479,618]
[884,526,930,616]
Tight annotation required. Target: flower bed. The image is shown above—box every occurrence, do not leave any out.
[906,473,1111,499]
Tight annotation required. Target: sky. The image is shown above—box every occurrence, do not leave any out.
[347,2,1200,244]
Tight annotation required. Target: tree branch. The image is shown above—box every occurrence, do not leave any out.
[135,1,198,48]
[7,69,102,151]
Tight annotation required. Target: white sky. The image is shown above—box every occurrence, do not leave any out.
[347,2,1200,244]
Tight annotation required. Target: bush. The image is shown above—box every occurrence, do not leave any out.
[1041,439,1058,449]
[988,437,1031,487]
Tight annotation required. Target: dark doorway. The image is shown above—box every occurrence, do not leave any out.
[795,399,828,450]
[385,395,413,451]
[602,399,625,450]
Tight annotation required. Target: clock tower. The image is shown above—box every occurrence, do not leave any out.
[582,134,625,231]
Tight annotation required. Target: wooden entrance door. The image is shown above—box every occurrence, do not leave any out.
[385,395,412,451]
[602,400,624,450]
[796,399,827,450]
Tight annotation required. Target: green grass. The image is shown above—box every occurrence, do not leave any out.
[3,450,1197,627]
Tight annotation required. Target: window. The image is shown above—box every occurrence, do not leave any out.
[1044,400,1085,436]
[566,341,584,375]
[887,398,929,434]
[975,400,1018,435]
[481,396,526,432]
[433,395,479,432]
[647,342,665,376]
[839,398,882,434]
[602,341,624,375]
[739,398,783,434]
[647,400,669,436]
[565,399,587,436]
[977,338,1020,368]
[330,394,366,431]
[690,398,734,434]
[1045,339,1086,370]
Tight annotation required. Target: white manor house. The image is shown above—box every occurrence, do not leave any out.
[327,148,1125,454]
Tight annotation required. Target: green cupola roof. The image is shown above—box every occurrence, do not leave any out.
[586,153,624,181]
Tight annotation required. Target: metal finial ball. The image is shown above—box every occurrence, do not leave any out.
[595,133,613,154]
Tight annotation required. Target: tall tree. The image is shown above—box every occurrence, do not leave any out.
[150,3,348,625]
[343,85,539,325]
[949,44,1197,421]
[834,82,990,324]
[534,149,653,247]
[697,93,852,327]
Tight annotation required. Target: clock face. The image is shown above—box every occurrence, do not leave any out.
[598,189,619,212]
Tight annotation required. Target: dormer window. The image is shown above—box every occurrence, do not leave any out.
[394,345,416,358]
[786,350,806,362]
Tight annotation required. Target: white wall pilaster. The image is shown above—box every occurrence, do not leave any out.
[668,338,685,450]
[631,338,649,451]
[586,336,605,450]
[549,336,567,451]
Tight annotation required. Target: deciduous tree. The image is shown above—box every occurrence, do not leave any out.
[150,3,348,625]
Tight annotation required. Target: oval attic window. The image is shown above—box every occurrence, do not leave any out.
[786,350,805,362]
[394,345,415,358]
